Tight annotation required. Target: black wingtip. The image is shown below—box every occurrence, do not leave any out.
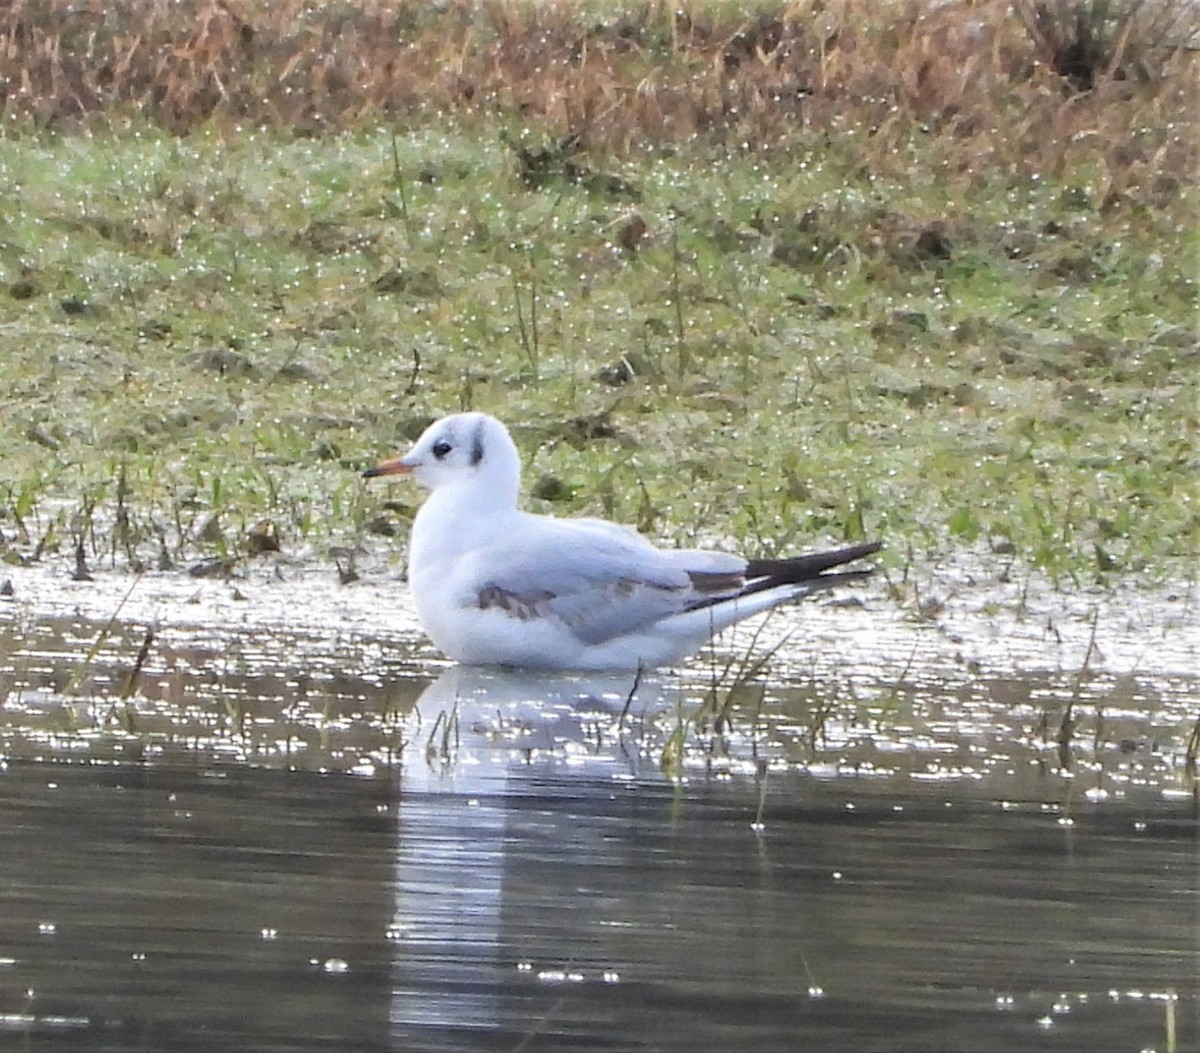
[745,540,883,584]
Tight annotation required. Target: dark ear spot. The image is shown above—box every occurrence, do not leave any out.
[469,418,485,466]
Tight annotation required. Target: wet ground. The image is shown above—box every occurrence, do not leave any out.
[0,558,1196,1051]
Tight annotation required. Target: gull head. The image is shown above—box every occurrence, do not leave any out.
[363,412,521,503]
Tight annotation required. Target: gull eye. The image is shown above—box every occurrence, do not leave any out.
[432,439,453,459]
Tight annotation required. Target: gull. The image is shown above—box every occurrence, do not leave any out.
[364,412,881,671]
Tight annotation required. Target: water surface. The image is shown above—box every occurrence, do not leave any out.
[0,562,1195,1051]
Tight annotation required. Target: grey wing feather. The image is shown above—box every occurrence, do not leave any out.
[539,576,691,645]
[467,518,701,645]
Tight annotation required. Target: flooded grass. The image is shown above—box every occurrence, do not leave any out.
[2,556,1194,800]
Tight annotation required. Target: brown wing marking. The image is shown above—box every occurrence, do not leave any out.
[685,570,745,594]
[477,585,555,621]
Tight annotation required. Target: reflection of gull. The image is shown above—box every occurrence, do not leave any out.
[365,412,880,671]
[388,666,670,1041]
[400,665,666,792]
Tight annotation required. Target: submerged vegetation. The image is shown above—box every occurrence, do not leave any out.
[0,0,1196,597]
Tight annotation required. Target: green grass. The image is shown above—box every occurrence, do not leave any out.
[0,118,1195,594]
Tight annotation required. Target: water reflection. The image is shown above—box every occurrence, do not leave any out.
[0,599,1196,1051]
[382,668,1198,1052]
[390,667,650,1041]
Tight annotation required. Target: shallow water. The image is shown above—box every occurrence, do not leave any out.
[0,560,1196,1051]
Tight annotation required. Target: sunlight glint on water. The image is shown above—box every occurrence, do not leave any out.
[0,562,1196,1051]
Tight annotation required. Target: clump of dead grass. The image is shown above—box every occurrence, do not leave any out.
[1014,0,1197,90]
[0,0,1195,197]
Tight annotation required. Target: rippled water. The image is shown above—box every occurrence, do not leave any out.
[0,562,1196,1051]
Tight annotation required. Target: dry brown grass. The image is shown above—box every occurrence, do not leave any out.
[0,0,1196,196]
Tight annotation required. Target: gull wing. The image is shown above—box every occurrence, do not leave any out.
[459,516,880,650]
[462,516,744,647]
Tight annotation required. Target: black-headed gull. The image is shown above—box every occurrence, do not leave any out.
[364,412,881,671]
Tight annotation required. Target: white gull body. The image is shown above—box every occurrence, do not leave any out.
[364,412,880,671]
